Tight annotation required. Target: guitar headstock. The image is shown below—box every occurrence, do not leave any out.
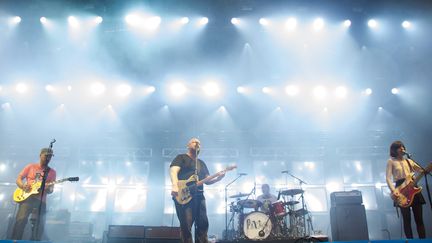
[68,177,80,182]
[225,165,237,171]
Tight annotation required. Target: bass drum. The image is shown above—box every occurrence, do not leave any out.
[243,211,272,240]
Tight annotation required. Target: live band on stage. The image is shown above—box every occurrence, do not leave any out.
[5,138,432,242]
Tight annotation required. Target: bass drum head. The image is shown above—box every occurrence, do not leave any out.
[243,211,272,240]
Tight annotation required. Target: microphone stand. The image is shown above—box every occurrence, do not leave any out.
[224,174,244,240]
[288,172,309,237]
[32,139,55,240]
[32,167,50,240]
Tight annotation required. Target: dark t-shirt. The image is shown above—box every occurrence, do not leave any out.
[170,154,210,192]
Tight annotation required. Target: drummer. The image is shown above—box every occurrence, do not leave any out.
[256,184,278,213]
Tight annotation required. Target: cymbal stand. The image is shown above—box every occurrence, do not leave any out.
[305,205,314,236]
[288,172,308,237]
[227,201,238,240]
[224,174,245,240]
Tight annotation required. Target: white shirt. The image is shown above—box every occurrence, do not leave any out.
[257,194,278,212]
[386,157,422,192]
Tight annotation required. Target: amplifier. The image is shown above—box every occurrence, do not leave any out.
[69,221,93,237]
[145,226,180,239]
[108,225,145,239]
[330,190,363,206]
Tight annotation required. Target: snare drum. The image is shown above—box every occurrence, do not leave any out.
[271,201,286,217]
[243,212,272,240]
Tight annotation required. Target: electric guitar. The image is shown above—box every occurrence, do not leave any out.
[392,163,432,208]
[174,165,237,205]
[13,177,79,203]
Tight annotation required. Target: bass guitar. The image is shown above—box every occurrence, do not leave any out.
[13,177,79,203]
[392,163,432,208]
[175,165,237,205]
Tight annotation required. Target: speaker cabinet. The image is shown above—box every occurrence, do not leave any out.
[330,205,369,241]
[145,226,180,242]
[106,225,180,243]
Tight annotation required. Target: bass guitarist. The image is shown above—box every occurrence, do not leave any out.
[386,141,426,239]
[11,147,56,240]
[170,138,225,243]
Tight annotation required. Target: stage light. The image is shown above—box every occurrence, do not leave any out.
[326,182,342,192]
[147,16,161,29]
[285,17,297,30]
[262,87,271,94]
[181,17,189,24]
[67,85,72,91]
[68,16,79,28]
[116,84,132,97]
[313,86,326,99]
[402,20,411,29]
[313,18,324,31]
[107,105,113,110]
[335,86,347,98]
[368,19,377,28]
[391,88,399,94]
[45,85,54,92]
[1,103,11,110]
[231,18,239,25]
[202,82,220,97]
[146,86,156,93]
[285,85,299,96]
[0,163,6,172]
[199,17,209,26]
[378,106,383,110]
[12,16,21,24]
[40,17,47,24]
[16,83,28,94]
[95,16,103,24]
[364,88,373,96]
[259,18,269,26]
[90,82,105,95]
[354,161,362,172]
[237,86,246,94]
[323,107,328,112]
[343,19,351,27]
[0,194,4,201]
[125,14,140,26]
[170,82,186,97]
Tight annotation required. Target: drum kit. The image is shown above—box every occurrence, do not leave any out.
[226,186,312,240]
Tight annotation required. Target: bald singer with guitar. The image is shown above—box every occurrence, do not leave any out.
[170,138,236,243]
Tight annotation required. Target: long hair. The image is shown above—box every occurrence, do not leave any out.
[390,141,405,158]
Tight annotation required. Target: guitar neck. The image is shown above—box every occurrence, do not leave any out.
[196,173,220,187]
[46,178,67,186]
[413,163,432,184]
[194,166,236,187]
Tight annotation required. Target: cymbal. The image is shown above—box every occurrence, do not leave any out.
[229,193,249,198]
[237,199,263,208]
[280,189,304,196]
[284,201,299,206]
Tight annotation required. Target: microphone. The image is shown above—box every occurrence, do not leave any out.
[281,170,289,174]
[404,152,412,159]
[238,173,247,176]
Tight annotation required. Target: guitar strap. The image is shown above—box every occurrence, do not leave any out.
[425,175,432,210]
[406,159,432,210]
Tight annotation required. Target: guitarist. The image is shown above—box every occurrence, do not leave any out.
[170,138,225,243]
[11,148,57,240]
[386,141,426,239]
